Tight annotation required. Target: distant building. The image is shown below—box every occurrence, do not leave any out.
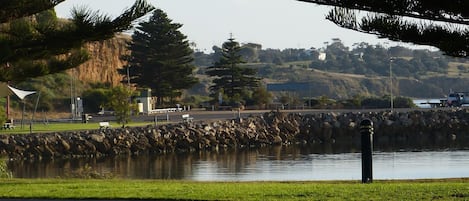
[135,88,156,114]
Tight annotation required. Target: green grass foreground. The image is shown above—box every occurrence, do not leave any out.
[0,178,468,200]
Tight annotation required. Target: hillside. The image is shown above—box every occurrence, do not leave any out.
[259,64,424,99]
[58,35,469,101]
[260,62,469,99]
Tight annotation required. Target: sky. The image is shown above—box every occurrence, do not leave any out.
[55,0,409,52]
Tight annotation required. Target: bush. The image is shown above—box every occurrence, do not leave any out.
[0,160,12,179]
[394,96,416,108]
[361,96,391,109]
[82,88,111,113]
[361,96,415,108]
[0,103,5,126]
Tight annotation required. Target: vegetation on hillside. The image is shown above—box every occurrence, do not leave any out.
[193,39,469,100]
[197,39,453,79]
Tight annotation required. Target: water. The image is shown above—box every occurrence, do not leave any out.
[7,145,469,181]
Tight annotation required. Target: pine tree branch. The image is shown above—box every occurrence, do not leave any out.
[326,8,469,57]
[0,0,65,23]
[3,0,154,64]
[298,0,469,25]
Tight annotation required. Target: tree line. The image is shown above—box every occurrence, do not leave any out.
[194,39,458,78]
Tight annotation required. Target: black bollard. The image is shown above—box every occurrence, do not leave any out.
[360,118,373,183]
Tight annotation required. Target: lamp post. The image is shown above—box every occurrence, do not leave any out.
[70,68,75,121]
[126,66,131,89]
[5,62,10,120]
[126,66,133,117]
[389,58,394,111]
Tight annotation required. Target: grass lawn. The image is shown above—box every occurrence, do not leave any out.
[0,178,468,200]
[0,121,158,134]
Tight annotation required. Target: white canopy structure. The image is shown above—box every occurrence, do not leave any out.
[1,82,39,132]
[0,82,36,100]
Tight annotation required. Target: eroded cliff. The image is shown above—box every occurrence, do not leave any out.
[68,34,130,86]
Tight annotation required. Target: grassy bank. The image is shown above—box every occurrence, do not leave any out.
[0,178,468,200]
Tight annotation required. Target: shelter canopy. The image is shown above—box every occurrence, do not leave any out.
[0,82,36,100]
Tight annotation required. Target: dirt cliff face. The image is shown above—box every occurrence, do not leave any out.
[69,34,130,86]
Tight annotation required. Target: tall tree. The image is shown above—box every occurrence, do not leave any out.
[206,37,260,105]
[298,0,469,57]
[121,9,198,107]
[0,0,154,83]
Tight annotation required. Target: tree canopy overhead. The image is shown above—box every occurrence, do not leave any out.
[298,0,469,57]
[0,0,154,82]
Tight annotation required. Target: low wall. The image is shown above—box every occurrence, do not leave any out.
[1,109,469,160]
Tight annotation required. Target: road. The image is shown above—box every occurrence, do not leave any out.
[90,109,268,123]
[88,107,446,124]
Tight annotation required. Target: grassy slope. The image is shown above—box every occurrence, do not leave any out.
[446,62,469,77]
[0,179,468,200]
[255,60,469,99]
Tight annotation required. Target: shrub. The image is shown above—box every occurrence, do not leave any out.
[0,160,12,179]
[0,103,5,126]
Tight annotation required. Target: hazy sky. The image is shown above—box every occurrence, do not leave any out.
[56,0,404,52]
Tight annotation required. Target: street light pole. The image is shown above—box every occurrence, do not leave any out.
[5,63,10,120]
[126,66,132,117]
[389,58,393,111]
[126,66,131,89]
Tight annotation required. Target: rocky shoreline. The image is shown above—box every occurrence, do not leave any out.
[1,109,469,160]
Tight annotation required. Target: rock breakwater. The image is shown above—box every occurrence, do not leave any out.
[1,109,468,160]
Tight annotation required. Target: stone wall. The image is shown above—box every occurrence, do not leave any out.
[1,110,469,160]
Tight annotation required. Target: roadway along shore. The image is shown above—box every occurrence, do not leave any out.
[90,107,452,123]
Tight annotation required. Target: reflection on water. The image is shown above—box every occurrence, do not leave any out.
[7,145,469,181]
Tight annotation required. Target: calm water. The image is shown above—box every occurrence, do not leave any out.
[7,145,469,181]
